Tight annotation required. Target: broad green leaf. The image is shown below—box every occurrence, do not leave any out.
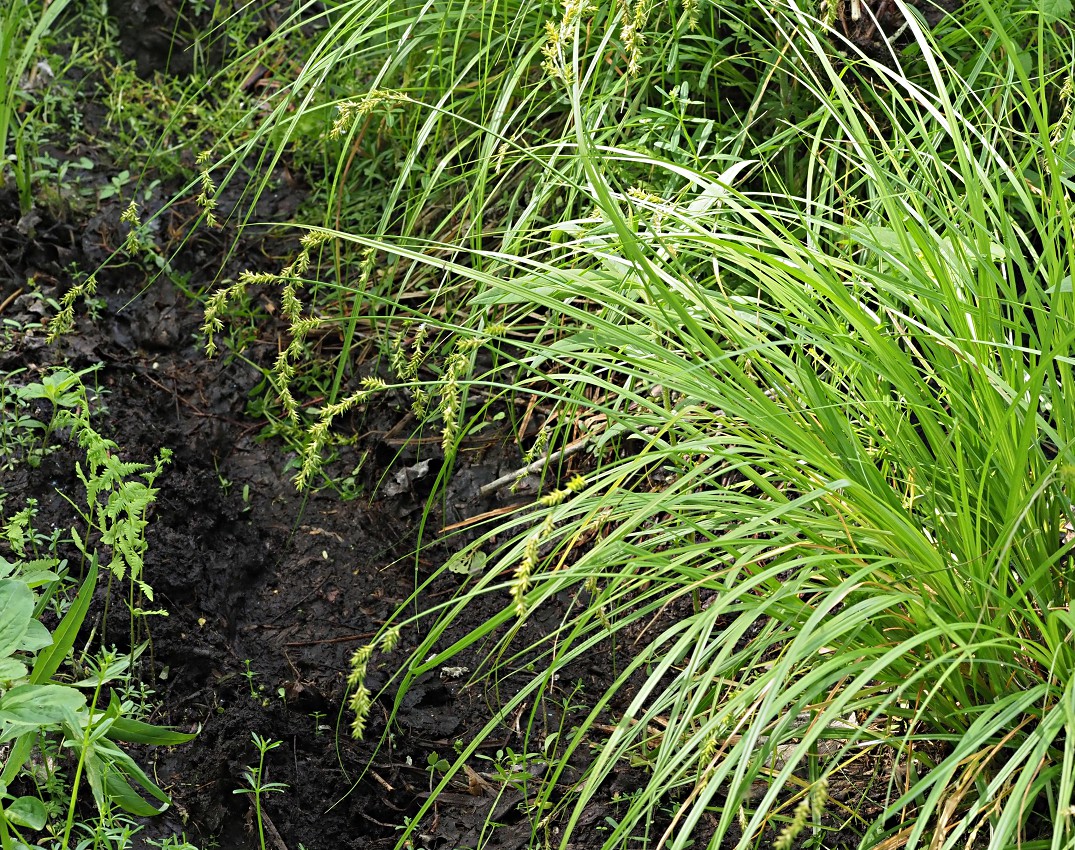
[1042,0,1072,21]
[0,658,27,681]
[83,742,105,812]
[105,694,197,745]
[0,579,33,659]
[5,795,46,829]
[105,771,168,816]
[87,715,117,744]
[0,684,85,727]
[107,715,198,746]
[471,282,571,306]
[18,619,53,653]
[16,569,60,589]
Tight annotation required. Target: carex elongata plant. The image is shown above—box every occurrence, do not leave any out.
[322,1,1075,849]
[193,0,804,420]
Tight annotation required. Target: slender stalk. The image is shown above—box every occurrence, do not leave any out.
[62,675,106,849]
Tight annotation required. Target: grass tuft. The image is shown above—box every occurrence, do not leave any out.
[199,0,1075,846]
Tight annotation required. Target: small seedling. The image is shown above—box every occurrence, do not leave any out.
[241,659,260,699]
[426,751,450,792]
[233,734,288,850]
[213,459,231,496]
[97,168,131,200]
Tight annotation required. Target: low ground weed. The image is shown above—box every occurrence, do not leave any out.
[0,368,194,848]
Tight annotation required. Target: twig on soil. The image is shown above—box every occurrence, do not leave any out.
[370,769,395,792]
[0,287,24,316]
[478,436,590,497]
[283,632,374,647]
[440,504,518,533]
[259,806,290,850]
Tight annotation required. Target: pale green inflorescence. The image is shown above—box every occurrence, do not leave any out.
[773,777,829,850]
[48,274,98,343]
[511,475,586,615]
[347,625,404,739]
[330,90,408,140]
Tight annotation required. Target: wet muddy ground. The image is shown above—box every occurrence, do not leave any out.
[0,186,642,849]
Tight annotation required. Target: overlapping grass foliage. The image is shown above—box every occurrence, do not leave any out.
[203,0,1075,846]
[200,0,800,418]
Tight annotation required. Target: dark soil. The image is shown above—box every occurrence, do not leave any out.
[0,185,635,849]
